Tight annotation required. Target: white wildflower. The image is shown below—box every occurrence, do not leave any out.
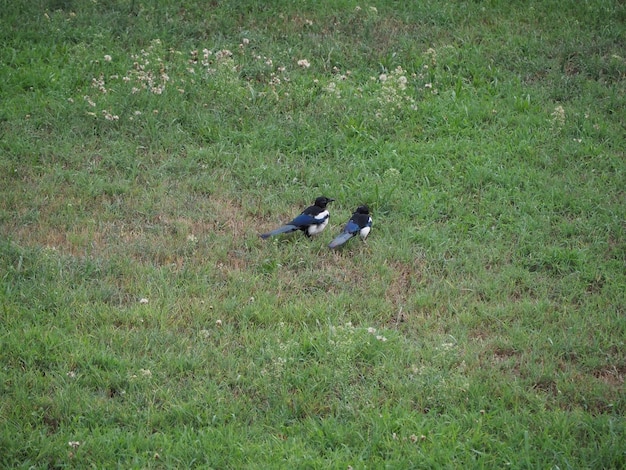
[551,105,566,127]
[83,95,96,107]
[215,49,233,61]
[102,110,119,121]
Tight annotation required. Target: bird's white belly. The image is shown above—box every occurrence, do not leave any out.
[307,218,329,236]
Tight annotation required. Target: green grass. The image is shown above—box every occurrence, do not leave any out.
[1,0,625,467]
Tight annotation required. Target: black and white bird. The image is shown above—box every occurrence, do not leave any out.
[260,196,334,239]
[328,205,372,249]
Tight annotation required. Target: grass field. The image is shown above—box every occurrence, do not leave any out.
[1,0,625,467]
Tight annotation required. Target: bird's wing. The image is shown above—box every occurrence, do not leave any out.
[290,212,326,227]
[344,220,361,234]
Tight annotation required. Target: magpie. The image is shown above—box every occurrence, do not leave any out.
[328,205,372,249]
[260,196,334,239]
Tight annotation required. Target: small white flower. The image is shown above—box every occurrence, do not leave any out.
[83,95,96,107]
[297,59,311,68]
[68,441,81,449]
[104,55,112,62]
[215,49,233,61]
[376,335,388,342]
[102,110,119,121]
[216,319,223,326]
[367,327,377,334]
[551,105,566,127]
[139,298,149,304]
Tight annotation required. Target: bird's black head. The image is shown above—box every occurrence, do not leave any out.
[355,205,370,214]
[314,196,334,208]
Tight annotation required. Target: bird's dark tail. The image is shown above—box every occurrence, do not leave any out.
[260,225,298,239]
[328,232,354,249]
